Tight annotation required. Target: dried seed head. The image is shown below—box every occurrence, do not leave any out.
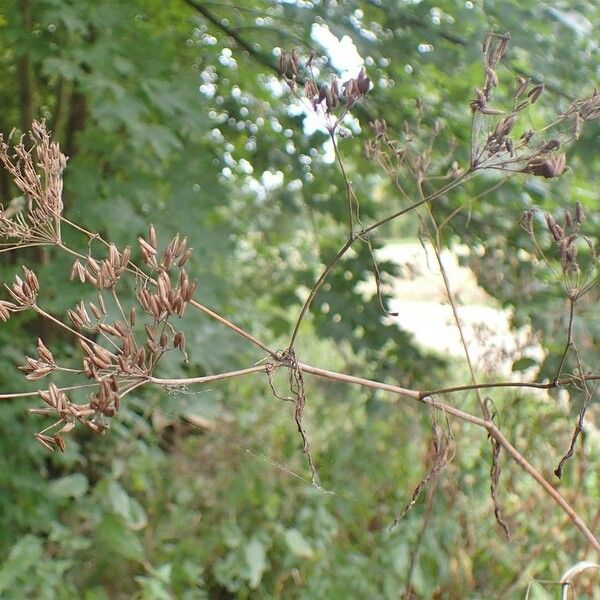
[139,237,157,262]
[36,338,54,364]
[54,435,66,452]
[539,139,560,153]
[524,153,566,179]
[0,300,17,322]
[35,433,55,452]
[304,80,318,100]
[278,51,288,75]
[0,120,66,246]
[20,356,53,380]
[173,331,185,352]
[493,115,517,139]
[545,214,563,242]
[149,224,157,248]
[528,84,545,104]
[7,267,39,306]
[70,260,86,283]
[575,201,584,224]
[515,76,529,99]
[89,301,102,320]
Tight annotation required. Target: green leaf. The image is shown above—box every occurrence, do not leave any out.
[107,481,147,530]
[244,538,267,589]
[0,535,43,592]
[98,515,144,563]
[49,473,88,499]
[284,528,314,559]
[512,357,537,372]
[222,521,243,548]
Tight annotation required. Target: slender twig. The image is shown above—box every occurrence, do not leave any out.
[148,364,272,387]
[0,382,101,400]
[32,304,118,359]
[331,132,354,235]
[418,376,600,398]
[362,171,473,234]
[288,236,355,348]
[403,481,438,600]
[555,345,594,479]
[424,197,488,418]
[554,296,576,383]
[297,362,600,553]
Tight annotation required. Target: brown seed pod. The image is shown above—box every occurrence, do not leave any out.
[528,84,544,104]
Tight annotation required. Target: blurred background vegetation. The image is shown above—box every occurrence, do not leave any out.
[1,0,600,597]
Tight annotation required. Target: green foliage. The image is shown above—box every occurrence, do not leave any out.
[1,0,600,597]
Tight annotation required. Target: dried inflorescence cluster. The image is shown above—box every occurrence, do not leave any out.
[2,267,40,313]
[70,244,131,289]
[364,31,583,201]
[0,120,66,248]
[566,90,600,139]
[365,105,460,193]
[468,33,570,175]
[137,228,196,320]
[522,202,597,298]
[30,377,120,452]
[0,120,202,451]
[278,49,370,130]
[3,220,196,450]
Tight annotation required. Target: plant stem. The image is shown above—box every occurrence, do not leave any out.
[148,364,272,386]
[288,237,355,349]
[298,362,600,553]
[555,296,576,382]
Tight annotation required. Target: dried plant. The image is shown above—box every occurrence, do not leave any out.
[3,32,600,563]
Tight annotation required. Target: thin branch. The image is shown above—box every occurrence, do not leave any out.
[298,362,600,553]
[554,296,576,383]
[555,345,593,479]
[288,236,355,348]
[403,481,438,600]
[331,132,354,235]
[362,171,473,234]
[0,382,101,400]
[418,375,600,398]
[148,364,272,387]
[32,304,117,359]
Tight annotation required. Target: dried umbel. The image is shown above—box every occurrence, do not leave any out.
[70,244,131,288]
[279,49,370,131]
[464,32,576,177]
[469,32,511,113]
[4,216,197,449]
[0,120,66,248]
[29,377,122,450]
[523,203,596,298]
[19,338,56,380]
[5,266,39,307]
[522,153,567,179]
